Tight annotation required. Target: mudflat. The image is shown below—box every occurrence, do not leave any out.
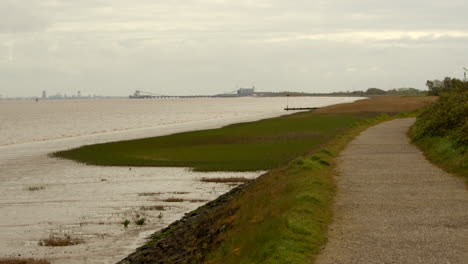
[316,118,468,264]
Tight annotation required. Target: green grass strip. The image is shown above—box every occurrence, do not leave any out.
[409,134,467,181]
[53,112,372,172]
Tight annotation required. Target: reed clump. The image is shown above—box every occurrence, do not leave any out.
[27,186,45,191]
[140,205,166,211]
[38,235,83,247]
[0,258,50,264]
[162,197,208,203]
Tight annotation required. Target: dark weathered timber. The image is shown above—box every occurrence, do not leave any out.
[284,107,320,111]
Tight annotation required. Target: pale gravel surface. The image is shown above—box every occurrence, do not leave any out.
[316,118,468,264]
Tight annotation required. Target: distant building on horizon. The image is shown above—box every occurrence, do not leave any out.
[237,86,255,96]
[42,90,47,99]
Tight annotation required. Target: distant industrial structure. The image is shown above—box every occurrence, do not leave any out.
[237,86,255,96]
[129,86,257,99]
[42,90,47,99]
[130,90,211,99]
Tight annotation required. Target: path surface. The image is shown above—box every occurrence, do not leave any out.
[316,118,468,264]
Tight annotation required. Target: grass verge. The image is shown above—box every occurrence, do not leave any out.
[409,134,467,181]
[409,83,467,182]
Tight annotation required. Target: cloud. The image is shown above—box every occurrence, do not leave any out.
[265,31,468,44]
[0,1,51,33]
[1,0,468,97]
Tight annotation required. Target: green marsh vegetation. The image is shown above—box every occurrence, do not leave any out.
[410,77,468,180]
[135,218,146,226]
[53,113,371,172]
[122,219,130,228]
[54,98,429,263]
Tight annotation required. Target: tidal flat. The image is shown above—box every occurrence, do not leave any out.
[0,148,261,263]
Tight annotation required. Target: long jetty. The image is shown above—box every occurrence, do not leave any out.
[129,95,212,99]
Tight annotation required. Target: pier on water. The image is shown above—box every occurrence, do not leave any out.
[129,90,321,111]
[130,95,212,99]
[129,90,212,99]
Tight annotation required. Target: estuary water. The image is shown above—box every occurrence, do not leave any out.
[0,97,359,147]
[0,97,361,263]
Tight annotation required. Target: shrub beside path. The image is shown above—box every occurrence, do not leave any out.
[316,118,468,264]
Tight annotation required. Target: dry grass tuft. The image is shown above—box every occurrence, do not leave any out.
[188,199,209,203]
[162,197,208,203]
[38,235,83,247]
[0,258,51,264]
[200,177,250,183]
[27,186,45,191]
[171,191,190,194]
[139,191,190,196]
[140,205,166,211]
[139,192,162,196]
[163,197,184,202]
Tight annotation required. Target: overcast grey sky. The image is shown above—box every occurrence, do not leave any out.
[1,0,467,97]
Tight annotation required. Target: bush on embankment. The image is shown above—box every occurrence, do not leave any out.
[410,78,468,179]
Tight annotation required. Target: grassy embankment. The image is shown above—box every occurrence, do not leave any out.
[55,96,435,263]
[410,79,467,181]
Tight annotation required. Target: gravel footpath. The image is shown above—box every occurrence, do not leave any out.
[316,118,468,264]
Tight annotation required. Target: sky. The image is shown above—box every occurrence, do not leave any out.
[1,0,467,97]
